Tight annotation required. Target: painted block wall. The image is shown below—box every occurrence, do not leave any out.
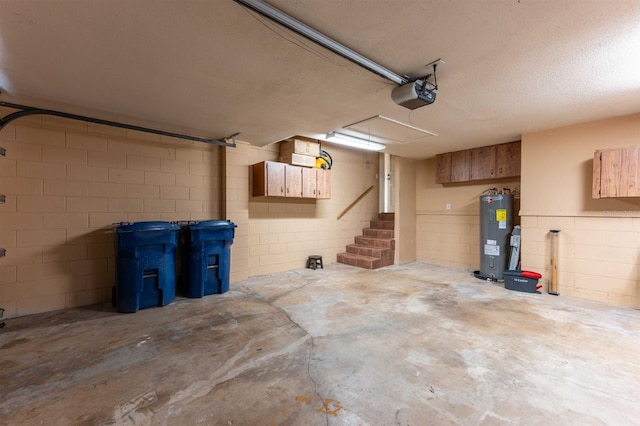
[0,111,222,317]
[520,113,640,308]
[0,109,379,318]
[394,157,417,264]
[415,159,520,270]
[223,142,379,281]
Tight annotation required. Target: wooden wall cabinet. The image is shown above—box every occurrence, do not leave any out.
[470,146,496,180]
[435,141,521,184]
[496,141,521,178]
[252,161,331,199]
[284,165,302,197]
[435,153,452,183]
[593,145,640,198]
[302,167,317,198]
[316,169,331,199]
[450,150,472,182]
[252,161,285,197]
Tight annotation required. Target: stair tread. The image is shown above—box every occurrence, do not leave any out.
[357,236,395,241]
[337,252,380,261]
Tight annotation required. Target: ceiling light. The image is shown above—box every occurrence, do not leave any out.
[325,132,385,151]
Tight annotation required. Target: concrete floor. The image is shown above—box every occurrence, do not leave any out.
[1,263,639,426]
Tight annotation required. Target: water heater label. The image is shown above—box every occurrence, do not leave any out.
[486,239,497,245]
[484,244,500,256]
[496,209,507,221]
[499,221,506,229]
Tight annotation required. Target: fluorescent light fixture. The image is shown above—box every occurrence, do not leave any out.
[325,131,385,151]
[234,0,407,85]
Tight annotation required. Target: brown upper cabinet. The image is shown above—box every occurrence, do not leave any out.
[316,169,331,199]
[470,146,496,180]
[435,152,452,183]
[253,161,285,197]
[450,150,472,182]
[284,165,303,198]
[252,161,331,199]
[302,167,317,198]
[593,145,640,198]
[436,141,521,184]
[496,141,521,178]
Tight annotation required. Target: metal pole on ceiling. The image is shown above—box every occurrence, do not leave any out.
[0,100,238,148]
[233,0,409,85]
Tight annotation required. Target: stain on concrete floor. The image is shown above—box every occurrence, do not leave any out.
[0,262,638,425]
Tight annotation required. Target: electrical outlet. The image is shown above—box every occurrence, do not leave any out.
[445,203,451,210]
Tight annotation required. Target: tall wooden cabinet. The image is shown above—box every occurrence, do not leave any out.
[593,145,640,198]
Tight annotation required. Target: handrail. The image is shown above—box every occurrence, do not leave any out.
[337,185,375,220]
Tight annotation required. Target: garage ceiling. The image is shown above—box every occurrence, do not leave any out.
[0,0,638,158]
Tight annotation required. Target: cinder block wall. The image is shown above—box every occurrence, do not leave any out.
[0,111,221,317]
[223,142,380,280]
[520,114,640,308]
[0,111,380,318]
[415,160,520,269]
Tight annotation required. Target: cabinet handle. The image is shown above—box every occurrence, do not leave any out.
[499,167,503,174]
[287,187,289,193]
[490,168,494,175]
[281,186,283,193]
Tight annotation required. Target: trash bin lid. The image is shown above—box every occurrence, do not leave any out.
[189,220,237,230]
[503,269,542,279]
[521,270,542,279]
[114,221,180,233]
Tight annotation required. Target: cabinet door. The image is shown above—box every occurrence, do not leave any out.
[252,161,285,197]
[450,150,471,182]
[470,146,496,180]
[594,146,640,198]
[496,141,521,178]
[252,162,267,197]
[285,165,302,197]
[316,169,331,199]
[435,153,452,183]
[266,161,285,196]
[302,167,317,198]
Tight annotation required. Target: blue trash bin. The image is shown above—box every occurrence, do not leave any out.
[113,221,180,313]
[182,220,236,298]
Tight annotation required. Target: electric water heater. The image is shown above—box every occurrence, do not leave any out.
[478,193,514,280]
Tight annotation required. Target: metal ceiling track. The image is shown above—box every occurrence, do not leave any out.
[234,0,409,85]
[0,99,239,148]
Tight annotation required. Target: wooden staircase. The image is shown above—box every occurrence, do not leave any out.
[337,213,395,269]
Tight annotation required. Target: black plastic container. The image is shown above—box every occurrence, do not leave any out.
[503,270,542,293]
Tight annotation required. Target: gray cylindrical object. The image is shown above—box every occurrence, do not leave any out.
[479,193,514,280]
